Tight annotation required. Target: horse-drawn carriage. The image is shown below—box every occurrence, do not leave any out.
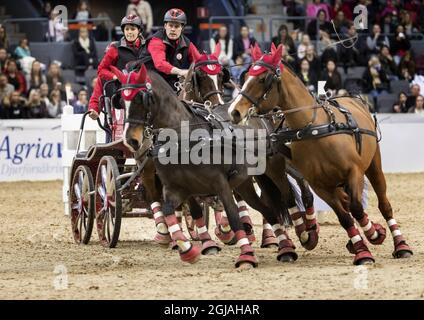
[68,79,209,248]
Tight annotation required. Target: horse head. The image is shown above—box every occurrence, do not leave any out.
[228,43,284,123]
[190,43,229,106]
[110,64,154,152]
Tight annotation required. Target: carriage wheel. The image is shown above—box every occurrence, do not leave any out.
[70,165,95,244]
[183,202,210,241]
[95,156,122,248]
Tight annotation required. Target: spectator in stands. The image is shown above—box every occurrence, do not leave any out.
[27,60,46,92]
[306,0,331,21]
[46,62,64,92]
[94,12,114,42]
[271,24,296,56]
[391,25,411,65]
[363,55,390,106]
[126,0,154,36]
[210,25,234,67]
[47,10,68,42]
[380,12,396,35]
[317,30,338,66]
[233,26,256,62]
[5,60,26,95]
[73,89,89,114]
[379,45,398,81]
[338,23,366,69]
[73,1,92,24]
[41,1,52,18]
[26,89,48,118]
[400,10,418,36]
[297,34,312,60]
[332,10,350,35]
[298,58,317,93]
[14,38,32,60]
[322,59,342,96]
[72,27,99,79]
[303,45,320,77]
[281,44,296,66]
[0,48,8,73]
[2,91,27,119]
[0,25,9,50]
[0,73,14,104]
[399,51,415,81]
[366,24,390,57]
[406,83,420,110]
[408,94,424,114]
[39,83,50,105]
[306,9,333,40]
[393,91,408,113]
[47,89,65,118]
[231,55,248,85]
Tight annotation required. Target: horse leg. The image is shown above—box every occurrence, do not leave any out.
[317,186,375,265]
[161,188,201,264]
[365,146,413,258]
[235,179,298,262]
[218,180,258,268]
[287,165,320,244]
[187,197,221,255]
[142,160,171,245]
[234,193,256,243]
[212,197,236,245]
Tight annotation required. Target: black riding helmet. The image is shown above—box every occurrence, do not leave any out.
[121,14,143,32]
[163,8,187,26]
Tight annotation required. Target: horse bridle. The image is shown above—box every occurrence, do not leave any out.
[238,60,281,110]
[193,60,225,102]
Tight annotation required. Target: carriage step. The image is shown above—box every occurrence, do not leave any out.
[123,208,153,218]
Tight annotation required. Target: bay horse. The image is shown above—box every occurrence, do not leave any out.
[111,63,299,267]
[181,46,319,252]
[228,43,413,265]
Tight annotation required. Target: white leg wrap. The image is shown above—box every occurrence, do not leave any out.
[237,201,247,208]
[153,211,164,220]
[387,219,397,227]
[362,221,373,232]
[288,206,299,215]
[168,224,181,234]
[151,202,161,210]
[277,234,287,242]
[237,238,250,247]
[263,223,272,230]
[293,218,304,227]
[197,226,208,234]
[175,211,183,218]
[392,230,402,238]
[239,210,249,218]
[351,235,362,244]
[305,213,316,220]
[272,224,282,233]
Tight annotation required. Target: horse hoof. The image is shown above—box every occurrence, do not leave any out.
[215,227,235,245]
[277,247,298,262]
[201,240,221,255]
[235,254,258,268]
[170,240,179,250]
[301,230,319,251]
[180,244,201,264]
[154,233,171,246]
[353,251,375,265]
[261,238,279,249]
[278,253,295,263]
[392,243,413,259]
[346,240,355,254]
[368,223,386,245]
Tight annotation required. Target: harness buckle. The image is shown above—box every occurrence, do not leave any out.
[206,113,216,121]
[144,127,153,139]
[204,100,212,111]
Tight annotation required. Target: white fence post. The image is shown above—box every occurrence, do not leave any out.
[62,106,106,216]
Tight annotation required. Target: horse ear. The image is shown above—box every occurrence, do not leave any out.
[270,42,277,54]
[250,43,262,62]
[213,42,221,58]
[110,66,126,83]
[136,64,147,83]
[272,44,284,65]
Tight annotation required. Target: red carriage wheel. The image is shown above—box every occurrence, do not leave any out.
[70,165,95,244]
[95,156,122,248]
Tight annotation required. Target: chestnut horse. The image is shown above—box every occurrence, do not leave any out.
[228,43,413,265]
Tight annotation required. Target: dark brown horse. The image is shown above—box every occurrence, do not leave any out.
[228,43,413,265]
[112,64,299,267]
[181,48,319,253]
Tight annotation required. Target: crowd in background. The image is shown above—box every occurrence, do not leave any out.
[1,0,424,119]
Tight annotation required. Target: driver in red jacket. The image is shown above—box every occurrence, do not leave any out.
[88,14,144,119]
